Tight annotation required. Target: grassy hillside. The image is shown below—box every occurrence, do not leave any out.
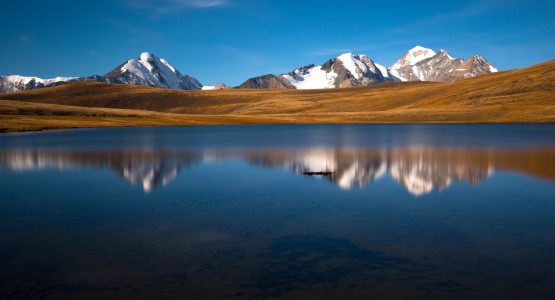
[0,59,554,132]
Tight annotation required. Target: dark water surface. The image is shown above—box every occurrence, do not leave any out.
[1,124,555,299]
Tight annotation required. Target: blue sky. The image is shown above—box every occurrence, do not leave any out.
[1,0,553,85]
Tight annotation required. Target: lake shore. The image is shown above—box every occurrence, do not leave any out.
[2,113,554,133]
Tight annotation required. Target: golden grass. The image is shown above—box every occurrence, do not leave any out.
[0,59,554,132]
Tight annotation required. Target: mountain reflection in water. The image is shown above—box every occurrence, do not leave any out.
[2,147,554,196]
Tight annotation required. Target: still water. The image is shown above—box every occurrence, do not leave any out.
[1,124,555,299]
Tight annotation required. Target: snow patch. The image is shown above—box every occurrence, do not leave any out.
[281,66,338,89]
[375,63,390,78]
[121,59,161,85]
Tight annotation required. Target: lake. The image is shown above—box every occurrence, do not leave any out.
[1,124,555,299]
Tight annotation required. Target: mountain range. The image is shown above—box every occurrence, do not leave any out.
[0,46,498,93]
[238,46,498,89]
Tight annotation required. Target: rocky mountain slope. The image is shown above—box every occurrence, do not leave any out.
[0,52,202,93]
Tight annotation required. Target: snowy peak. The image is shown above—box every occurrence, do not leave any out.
[107,52,202,90]
[331,52,387,87]
[391,46,437,70]
[410,45,436,53]
[336,53,380,80]
[140,52,155,62]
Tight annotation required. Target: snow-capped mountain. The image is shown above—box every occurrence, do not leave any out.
[0,52,202,93]
[240,46,499,89]
[389,46,437,77]
[105,52,202,90]
[1,46,499,93]
[0,75,76,93]
[389,46,498,82]
[239,53,392,89]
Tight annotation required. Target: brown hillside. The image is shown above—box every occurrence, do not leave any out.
[0,59,554,132]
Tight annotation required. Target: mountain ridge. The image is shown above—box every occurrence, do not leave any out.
[239,46,499,89]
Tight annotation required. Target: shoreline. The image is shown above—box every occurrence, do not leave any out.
[2,115,554,134]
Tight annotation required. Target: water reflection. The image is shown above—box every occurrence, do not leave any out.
[2,147,554,195]
[0,150,201,192]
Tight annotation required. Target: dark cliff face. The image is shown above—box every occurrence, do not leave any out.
[238,74,295,89]
[178,75,203,90]
[331,59,357,88]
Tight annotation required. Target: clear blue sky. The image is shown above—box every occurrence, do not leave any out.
[1,0,553,85]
